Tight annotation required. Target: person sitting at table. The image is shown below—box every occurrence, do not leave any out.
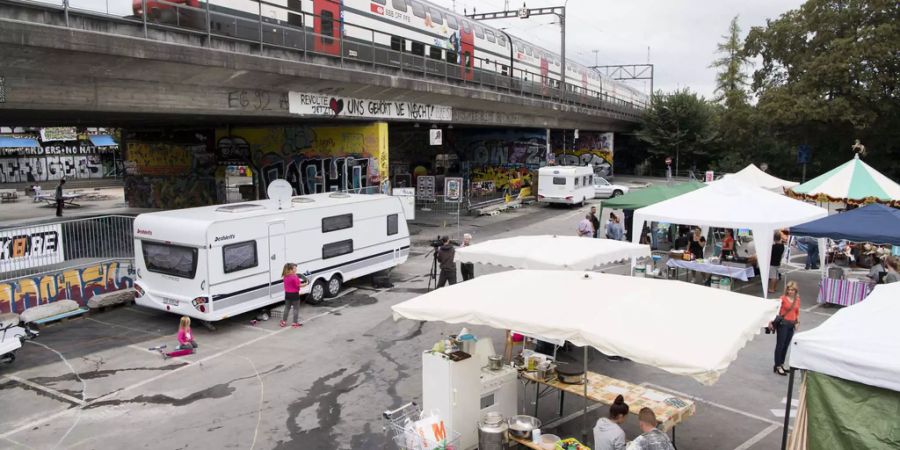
[867,252,886,284]
[721,229,735,259]
[594,395,629,450]
[884,256,900,284]
[626,408,674,450]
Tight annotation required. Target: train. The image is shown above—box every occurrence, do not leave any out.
[133,0,649,108]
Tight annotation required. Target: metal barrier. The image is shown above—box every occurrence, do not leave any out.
[0,215,134,282]
[413,195,462,243]
[2,0,648,117]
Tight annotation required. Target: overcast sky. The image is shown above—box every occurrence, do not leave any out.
[431,0,806,98]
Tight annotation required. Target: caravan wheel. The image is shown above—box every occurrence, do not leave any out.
[308,280,327,305]
[326,275,342,297]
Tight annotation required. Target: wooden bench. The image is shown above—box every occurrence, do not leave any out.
[0,190,18,202]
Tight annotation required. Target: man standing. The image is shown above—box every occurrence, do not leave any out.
[436,236,457,288]
[55,179,66,217]
[460,233,475,281]
[606,213,625,241]
[577,213,595,237]
[589,206,601,238]
[626,408,675,450]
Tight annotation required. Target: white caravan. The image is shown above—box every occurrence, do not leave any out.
[537,166,596,205]
[132,192,410,322]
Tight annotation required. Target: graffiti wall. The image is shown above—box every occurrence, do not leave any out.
[456,129,546,200]
[0,144,121,184]
[551,131,614,177]
[0,260,134,314]
[123,140,218,209]
[217,123,389,196]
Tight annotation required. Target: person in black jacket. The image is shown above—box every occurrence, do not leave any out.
[436,236,457,288]
[589,206,601,238]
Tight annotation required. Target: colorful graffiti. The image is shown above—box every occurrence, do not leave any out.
[552,131,614,177]
[217,123,389,196]
[124,141,218,209]
[0,260,134,314]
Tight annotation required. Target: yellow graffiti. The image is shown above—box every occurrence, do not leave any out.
[126,142,192,175]
[0,261,133,314]
[471,167,533,191]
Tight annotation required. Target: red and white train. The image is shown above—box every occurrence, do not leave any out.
[134,0,649,108]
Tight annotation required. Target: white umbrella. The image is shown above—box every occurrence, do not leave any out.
[723,164,798,193]
[455,235,650,270]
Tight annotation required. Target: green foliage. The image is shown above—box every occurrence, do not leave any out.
[637,89,717,172]
[711,15,750,109]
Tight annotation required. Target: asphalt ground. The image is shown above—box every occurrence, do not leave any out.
[0,198,838,450]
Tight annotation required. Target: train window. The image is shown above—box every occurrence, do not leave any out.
[410,1,425,18]
[372,0,386,3]
[392,0,407,13]
[321,10,334,43]
[525,46,533,57]
[473,24,484,39]
[498,35,507,47]
[429,46,442,60]
[411,41,425,56]
[287,0,302,11]
[446,50,458,64]
[501,64,509,76]
[428,8,443,25]
[484,29,496,43]
[515,42,523,53]
[446,15,458,30]
[461,20,471,33]
[390,36,403,52]
[288,12,302,26]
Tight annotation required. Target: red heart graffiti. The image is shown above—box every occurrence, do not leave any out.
[329,98,344,116]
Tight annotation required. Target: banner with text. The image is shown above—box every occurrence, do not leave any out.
[289,92,452,122]
[0,224,65,272]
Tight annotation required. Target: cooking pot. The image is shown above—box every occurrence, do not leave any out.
[507,415,541,440]
[478,411,508,450]
[555,363,585,384]
[488,355,503,371]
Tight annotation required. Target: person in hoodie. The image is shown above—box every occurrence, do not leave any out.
[436,236,457,288]
[594,394,629,450]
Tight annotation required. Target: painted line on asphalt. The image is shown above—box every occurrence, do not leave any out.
[119,306,156,316]
[641,383,783,427]
[241,324,276,334]
[84,317,165,337]
[3,375,86,406]
[241,356,265,450]
[733,423,780,450]
[801,303,823,313]
[1,435,36,450]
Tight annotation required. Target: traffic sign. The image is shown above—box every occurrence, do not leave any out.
[797,145,812,164]
[665,157,672,166]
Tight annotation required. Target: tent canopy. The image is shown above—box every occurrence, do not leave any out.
[600,180,705,211]
[455,235,650,270]
[392,270,779,385]
[789,203,900,246]
[789,282,900,392]
[789,154,900,202]
[723,164,798,192]
[632,178,828,297]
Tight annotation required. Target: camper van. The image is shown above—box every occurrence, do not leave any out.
[132,193,410,322]
[537,166,596,205]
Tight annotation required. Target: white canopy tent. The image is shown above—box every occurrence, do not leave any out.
[789,282,900,392]
[455,235,650,271]
[632,178,828,297]
[392,270,780,385]
[723,164,798,193]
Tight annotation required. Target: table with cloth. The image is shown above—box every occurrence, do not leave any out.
[666,259,755,282]
[817,277,875,306]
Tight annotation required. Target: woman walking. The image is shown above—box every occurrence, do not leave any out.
[772,281,800,376]
[281,263,302,328]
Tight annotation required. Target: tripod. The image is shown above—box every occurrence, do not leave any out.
[425,248,439,291]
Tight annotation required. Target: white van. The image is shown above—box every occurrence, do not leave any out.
[132,192,410,322]
[537,166,596,205]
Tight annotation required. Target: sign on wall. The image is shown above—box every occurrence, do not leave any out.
[445,177,463,202]
[429,129,443,146]
[417,176,436,201]
[289,92,452,121]
[0,224,65,272]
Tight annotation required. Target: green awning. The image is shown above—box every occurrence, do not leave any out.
[600,180,705,211]
[806,371,900,449]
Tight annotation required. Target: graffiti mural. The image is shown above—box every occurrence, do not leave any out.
[0,141,121,184]
[217,123,389,196]
[552,131,614,177]
[123,141,218,209]
[0,260,134,314]
[455,129,545,200]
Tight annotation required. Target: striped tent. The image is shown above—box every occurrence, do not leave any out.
[788,154,900,206]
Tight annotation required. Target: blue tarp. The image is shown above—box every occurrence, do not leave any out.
[0,137,40,148]
[790,203,900,245]
[88,135,118,147]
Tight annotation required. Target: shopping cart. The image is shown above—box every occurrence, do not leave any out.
[382,402,461,450]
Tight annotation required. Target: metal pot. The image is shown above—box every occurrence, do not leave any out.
[556,364,585,384]
[478,411,508,450]
[507,415,541,440]
[537,363,556,381]
[488,355,503,371]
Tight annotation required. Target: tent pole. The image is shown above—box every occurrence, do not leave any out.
[780,368,796,450]
[583,345,589,440]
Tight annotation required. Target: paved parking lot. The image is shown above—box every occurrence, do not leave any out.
[0,200,836,449]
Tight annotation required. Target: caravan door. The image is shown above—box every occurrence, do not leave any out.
[268,221,286,299]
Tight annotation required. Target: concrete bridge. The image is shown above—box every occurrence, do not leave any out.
[0,0,644,131]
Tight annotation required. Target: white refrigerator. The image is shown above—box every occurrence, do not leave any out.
[421,351,480,450]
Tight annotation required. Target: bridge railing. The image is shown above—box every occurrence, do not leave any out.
[5,0,648,116]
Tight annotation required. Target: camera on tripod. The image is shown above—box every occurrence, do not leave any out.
[430,235,459,247]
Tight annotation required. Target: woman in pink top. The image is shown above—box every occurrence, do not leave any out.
[176,316,198,350]
[281,263,302,328]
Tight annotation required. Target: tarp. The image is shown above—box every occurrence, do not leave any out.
[722,164,798,192]
[789,282,900,392]
[88,135,118,147]
[632,178,828,297]
[788,154,900,203]
[0,137,40,148]
[455,235,650,270]
[790,203,900,246]
[600,180,705,211]
[392,270,779,385]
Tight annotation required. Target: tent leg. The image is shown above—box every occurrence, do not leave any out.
[582,346,589,441]
[780,368,796,450]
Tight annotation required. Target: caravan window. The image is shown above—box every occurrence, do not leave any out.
[322,214,353,232]
[552,177,566,185]
[223,241,258,273]
[323,239,353,259]
[575,177,580,186]
[387,214,399,235]
[142,242,198,279]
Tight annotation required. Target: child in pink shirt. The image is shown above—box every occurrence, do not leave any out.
[281,263,302,328]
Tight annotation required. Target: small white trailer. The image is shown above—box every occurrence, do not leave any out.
[132,192,410,322]
[537,165,596,205]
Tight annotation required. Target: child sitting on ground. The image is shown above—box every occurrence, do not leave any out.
[159,316,198,359]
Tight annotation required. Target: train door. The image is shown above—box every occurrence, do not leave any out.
[459,23,475,81]
[581,72,589,97]
[540,57,549,96]
[313,0,341,56]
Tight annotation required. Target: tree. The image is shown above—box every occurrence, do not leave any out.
[743,0,900,178]
[637,89,717,176]
[711,15,750,109]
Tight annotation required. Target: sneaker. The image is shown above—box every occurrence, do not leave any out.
[280,320,286,327]
[291,322,301,328]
